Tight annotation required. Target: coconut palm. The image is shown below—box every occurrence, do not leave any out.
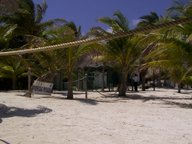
[149,0,192,92]
[41,21,92,99]
[0,22,24,90]
[142,5,192,92]
[0,24,17,50]
[137,12,166,91]
[0,56,27,89]
[29,23,74,78]
[62,22,85,99]
[145,36,192,93]
[0,0,66,49]
[137,12,161,28]
[90,11,143,96]
[0,0,68,90]
[167,0,192,19]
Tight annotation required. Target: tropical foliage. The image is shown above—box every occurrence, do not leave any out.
[0,0,192,97]
[89,11,144,96]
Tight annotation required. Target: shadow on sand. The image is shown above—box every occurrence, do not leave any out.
[14,90,192,109]
[83,92,192,109]
[122,94,192,102]
[126,94,192,109]
[76,98,98,105]
[31,91,192,109]
[0,104,52,123]
[0,139,10,144]
[162,100,192,109]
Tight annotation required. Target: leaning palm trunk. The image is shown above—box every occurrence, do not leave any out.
[67,71,73,99]
[118,69,128,96]
[140,69,147,91]
[178,83,182,93]
[102,68,105,91]
[141,76,146,91]
[12,75,17,90]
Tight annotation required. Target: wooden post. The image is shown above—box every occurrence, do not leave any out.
[153,69,155,91]
[102,67,105,92]
[85,73,88,99]
[27,67,32,98]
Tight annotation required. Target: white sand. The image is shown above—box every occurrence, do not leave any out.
[0,88,192,144]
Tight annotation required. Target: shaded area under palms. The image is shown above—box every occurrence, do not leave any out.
[79,91,192,109]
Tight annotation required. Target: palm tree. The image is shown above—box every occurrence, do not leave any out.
[0,0,68,90]
[145,37,192,93]
[137,12,164,91]
[29,23,73,79]
[153,0,192,92]
[90,11,143,96]
[167,0,192,19]
[42,21,91,99]
[142,4,192,93]
[137,12,161,28]
[0,24,17,50]
[0,20,24,90]
[0,56,27,89]
[0,0,66,49]
[63,22,84,99]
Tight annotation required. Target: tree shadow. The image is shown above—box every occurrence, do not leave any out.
[76,98,98,105]
[0,139,10,144]
[163,100,192,109]
[96,92,192,109]
[125,94,192,102]
[0,105,52,119]
[180,91,192,94]
[127,94,192,109]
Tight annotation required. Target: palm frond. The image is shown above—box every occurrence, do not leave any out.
[35,0,47,23]
[113,11,129,31]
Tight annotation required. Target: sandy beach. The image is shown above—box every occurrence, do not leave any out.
[1,88,192,144]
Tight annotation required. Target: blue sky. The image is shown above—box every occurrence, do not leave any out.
[34,0,174,33]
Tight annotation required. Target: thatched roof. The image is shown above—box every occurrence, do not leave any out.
[76,52,112,71]
[77,53,103,69]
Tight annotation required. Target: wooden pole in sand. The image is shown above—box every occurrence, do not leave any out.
[85,73,88,99]
[27,67,32,98]
[153,69,155,91]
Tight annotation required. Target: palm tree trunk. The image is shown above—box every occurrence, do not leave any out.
[141,70,146,91]
[118,70,128,97]
[178,83,181,93]
[67,72,73,99]
[142,76,146,91]
[102,67,105,92]
[153,70,155,91]
[12,75,17,90]
[67,47,73,99]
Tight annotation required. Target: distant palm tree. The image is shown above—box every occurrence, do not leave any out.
[0,22,23,90]
[145,37,192,93]
[0,56,26,89]
[155,0,192,92]
[137,12,161,28]
[137,12,164,91]
[167,0,192,18]
[142,8,192,93]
